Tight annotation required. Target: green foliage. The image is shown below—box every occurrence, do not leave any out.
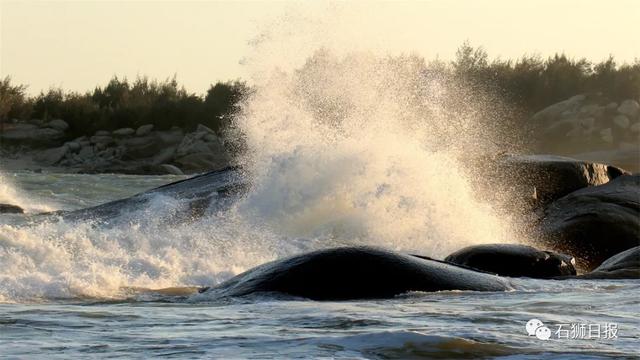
[2,44,639,139]
[0,76,32,121]
[2,75,246,138]
[204,81,249,132]
[450,44,640,111]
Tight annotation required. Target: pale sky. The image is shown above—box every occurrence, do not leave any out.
[1,0,638,95]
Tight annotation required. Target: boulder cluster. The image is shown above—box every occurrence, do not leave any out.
[0,118,68,147]
[1,119,230,175]
[470,154,637,271]
[531,95,640,171]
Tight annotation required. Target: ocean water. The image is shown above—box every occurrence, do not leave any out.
[1,14,638,356]
[0,171,638,359]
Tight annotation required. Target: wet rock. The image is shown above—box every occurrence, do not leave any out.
[571,148,640,174]
[444,244,576,278]
[208,247,512,300]
[538,174,640,270]
[95,130,110,136]
[56,166,244,224]
[0,203,24,214]
[579,246,639,279]
[493,154,628,206]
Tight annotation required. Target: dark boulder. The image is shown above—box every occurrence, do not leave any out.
[444,244,576,278]
[537,174,640,270]
[42,166,245,225]
[578,246,639,279]
[205,247,512,301]
[0,203,24,214]
[494,154,628,206]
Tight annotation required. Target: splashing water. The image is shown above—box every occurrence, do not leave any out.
[234,50,516,254]
[0,11,522,303]
[0,173,55,213]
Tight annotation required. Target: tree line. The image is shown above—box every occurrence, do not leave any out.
[1,43,638,139]
[0,76,248,138]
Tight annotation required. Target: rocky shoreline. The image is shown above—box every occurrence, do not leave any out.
[3,155,635,300]
[6,154,632,272]
[1,94,638,175]
[531,96,640,172]
[0,120,231,175]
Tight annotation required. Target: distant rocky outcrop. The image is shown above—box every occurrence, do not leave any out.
[530,95,640,171]
[0,119,67,147]
[4,120,232,175]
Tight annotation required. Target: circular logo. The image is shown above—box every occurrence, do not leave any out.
[526,318,544,336]
[535,326,552,340]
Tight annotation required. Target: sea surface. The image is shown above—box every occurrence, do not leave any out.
[0,171,638,359]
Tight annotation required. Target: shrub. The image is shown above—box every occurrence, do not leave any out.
[1,44,638,140]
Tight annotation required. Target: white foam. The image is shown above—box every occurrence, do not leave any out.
[0,8,521,302]
[0,172,55,213]
[233,50,516,256]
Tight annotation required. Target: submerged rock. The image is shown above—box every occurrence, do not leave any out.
[444,244,576,278]
[538,174,640,270]
[206,247,512,300]
[0,203,24,214]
